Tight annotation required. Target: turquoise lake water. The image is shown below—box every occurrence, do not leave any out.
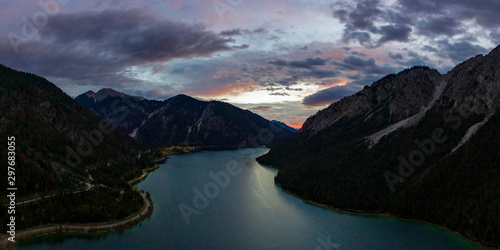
[16,148,485,249]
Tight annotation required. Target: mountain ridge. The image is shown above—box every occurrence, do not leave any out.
[257,46,500,247]
[76,90,294,147]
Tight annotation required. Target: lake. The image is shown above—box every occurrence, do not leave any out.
[16,148,484,249]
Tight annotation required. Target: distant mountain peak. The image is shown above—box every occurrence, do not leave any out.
[75,91,294,146]
[169,94,198,101]
[94,88,126,101]
[165,94,203,106]
[83,90,96,96]
[271,120,298,133]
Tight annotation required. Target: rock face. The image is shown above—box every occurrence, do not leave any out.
[294,45,500,144]
[257,45,500,248]
[76,91,294,147]
[301,66,442,137]
[76,89,163,135]
[439,46,500,116]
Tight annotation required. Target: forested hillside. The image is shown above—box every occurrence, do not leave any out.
[0,65,159,231]
[258,47,500,247]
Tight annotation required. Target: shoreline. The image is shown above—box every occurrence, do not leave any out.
[2,150,495,249]
[127,164,161,186]
[0,164,159,249]
[275,182,498,250]
[0,192,153,249]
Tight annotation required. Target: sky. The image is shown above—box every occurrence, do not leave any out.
[1,0,499,128]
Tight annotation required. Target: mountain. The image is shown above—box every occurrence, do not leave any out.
[0,65,158,232]
[271,120,298,134]
[257,46,500,247]
[76,89,163,135]
[75,88,147,110]
[76,91,294,147]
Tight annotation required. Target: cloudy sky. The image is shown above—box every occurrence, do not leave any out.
[1,0,499,128]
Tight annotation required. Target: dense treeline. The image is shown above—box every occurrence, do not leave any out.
[0,187,143,231]
[258,105,500,247]
[0,65,160,231]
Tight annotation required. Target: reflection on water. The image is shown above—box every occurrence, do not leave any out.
[17,148,484,250]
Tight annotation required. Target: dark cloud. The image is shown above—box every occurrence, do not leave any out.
[335,56,374,69]
[43,9,241,62]
[265,86,283,92]
[268,57,329,69]
[333,0,382,31]
[377,24,412,45]
[274,79,297,86]
[219,29,242,36]
[436,40,487,62]
[342,31,372,45]
[233,44,250,49]
[342,56,376,69]
[332,0,411,47]
[422,45,439,52]
[396,0,442,14]
[0,9,245,90]
[249,106,273,112]
[394,51,431,68]
[267,57,337,80]
[333,0,500,49]
[416,16,462,36]
[253,28,268,34]
[267,35,280,41]
[397,0,500,29]
[348,74,362,80]
[384,9,412,25]
[331,55,399,78]
[302,84,361,107]
[268,59,287,67]
[388,52,403,60]
[489,31,500,46]
[350,51,367,57]
[269,92,290,96]
[309,68,340,78]
[285,86,303,91]
[219,28,268,37]
[288,57,328,69]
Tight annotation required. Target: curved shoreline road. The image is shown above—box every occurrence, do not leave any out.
[0,191,152,248]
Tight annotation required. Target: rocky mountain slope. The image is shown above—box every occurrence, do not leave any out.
[76,91,294,147]
[301,66,442,136]
[76,89,163,135]
[257,45,500,247]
